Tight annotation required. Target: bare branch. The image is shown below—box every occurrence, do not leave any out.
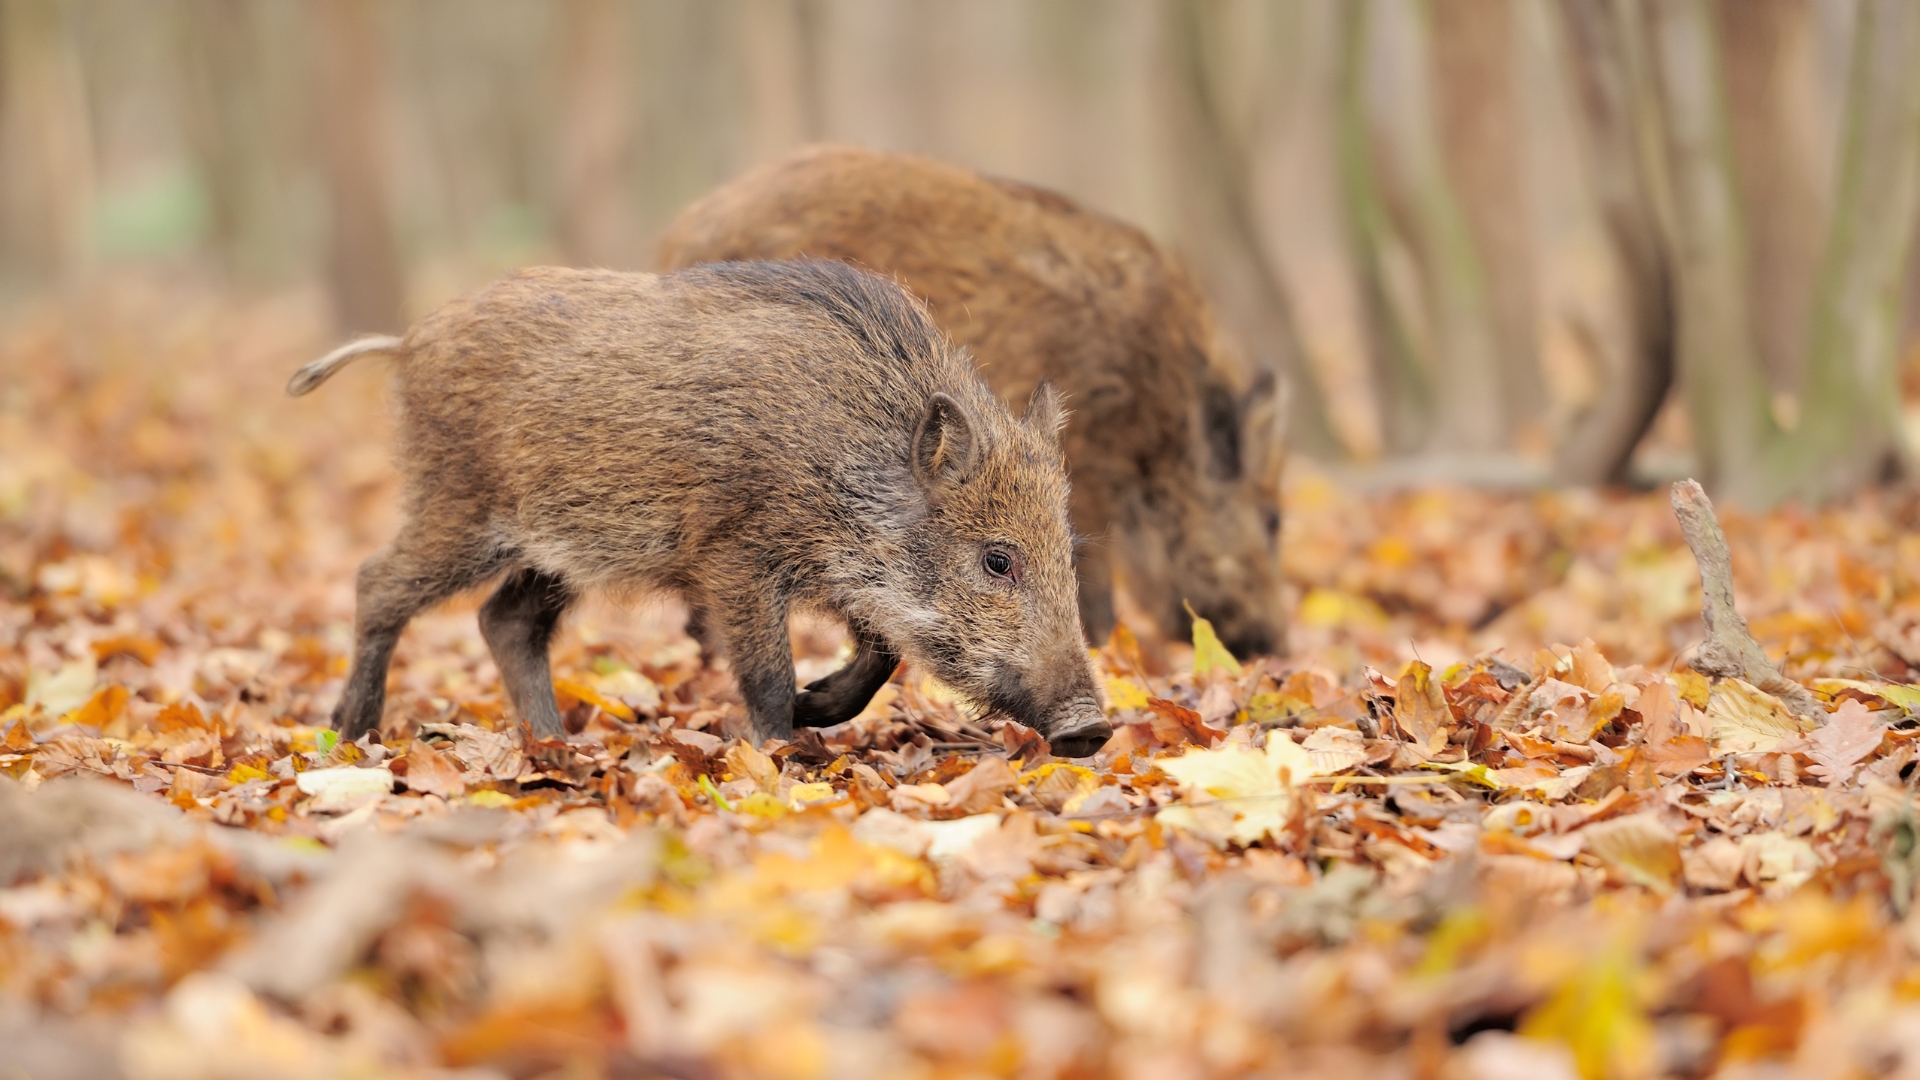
[1671,479,1825,723]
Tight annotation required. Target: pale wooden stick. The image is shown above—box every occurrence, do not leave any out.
[1670,480,1825,724]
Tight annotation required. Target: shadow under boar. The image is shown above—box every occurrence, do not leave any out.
[286,260,1111,755]
[658,144,1288,657]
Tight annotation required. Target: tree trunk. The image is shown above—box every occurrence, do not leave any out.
[179,0,307,284]
[1430,0,1543,442]
[1760,0,1920,497]
[1160,0,1341,458]
[1634,0,1777,499]
[310,0,404,334]
[1337,0,1432,456]
[0,0,93,289]
[556,0,635,269]
[1714,0,1828,405]
[1553,0,1676,484]
[1342,0,1507,455]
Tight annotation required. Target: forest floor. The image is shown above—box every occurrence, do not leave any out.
[4,280,1920,1080]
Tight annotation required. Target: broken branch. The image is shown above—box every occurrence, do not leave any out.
[1670,479,1825,724]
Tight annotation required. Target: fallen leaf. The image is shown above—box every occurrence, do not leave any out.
[940,755,1017,815]
[405,738,468,798]
[1156,730,1316,847]
[1300,726,1367,775]
[1708,679,1817,754]
[1393,661,1451,753]
[1579,812,1682,893]
[1145,697,1219,747]
[551,676,636,722]
[1186,602,1243,678]
[26,658,98,717]
[296,766,394,812]
[1803,700,1884,785]
[725,740,781,794]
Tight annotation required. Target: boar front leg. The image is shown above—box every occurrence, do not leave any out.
[478,567,575,740]
[793,627,899,728]
[715,591,798,745]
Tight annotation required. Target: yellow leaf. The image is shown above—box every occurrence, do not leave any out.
[1520,944,1654,1080]
[1185,601,1243,677]
[1706,678,1816,754]
[735,791,787,819]
[1104,676,1151,712]
[551,676,636,722]
[1298,587,1389,630]
[1155,731,1316,846]
[1813,678,1920,716]
[787,782,836,810]
[466,790,515,808]
[1671,669,1711,710]
[1416,760,1502,790]
[226,762,271,785]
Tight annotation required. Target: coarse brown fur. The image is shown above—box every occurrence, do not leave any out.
[288,260,1110,755]
[658,145,1289,657]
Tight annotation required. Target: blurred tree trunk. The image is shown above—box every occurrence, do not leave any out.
[1340,0,1508,456]
[1634,0,1778,498]
[309,0,403,334]
[1715,0,1827,399]
[1337,0,1432,455]
[1554,0,1675,484]
[179,0,304,284]
[1633,0,1918,502]
[1161,0,1341,458]
[1760,0,1920,496]
[737,0,823,165]
[556,0,635,268]
[0,0,94,288]
[1429,0,1543,443]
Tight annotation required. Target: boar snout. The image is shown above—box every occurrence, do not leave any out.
[1044,699,1112,758]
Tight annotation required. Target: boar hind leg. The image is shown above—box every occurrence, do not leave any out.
[793,628,899,728]
[478,567,575,740]
[335,530,503,741]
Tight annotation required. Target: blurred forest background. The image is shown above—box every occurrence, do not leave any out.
[2,0,1918,506]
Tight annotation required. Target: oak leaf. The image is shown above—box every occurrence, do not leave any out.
[1803,700,1884,785]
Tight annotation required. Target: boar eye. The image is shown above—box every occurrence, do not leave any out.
[982,547,1016,581]
[1262,509,1281,539]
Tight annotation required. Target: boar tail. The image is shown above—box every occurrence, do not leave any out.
[286,335,406,397]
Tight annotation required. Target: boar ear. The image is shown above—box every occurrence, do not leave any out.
[1025,381,1066,445]
[914,392,983,493]
[1242,375,1290,493]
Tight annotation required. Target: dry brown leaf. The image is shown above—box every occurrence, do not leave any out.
[404,738,468,798]
[1393,661,1451,753]
[1580,812,1682,893]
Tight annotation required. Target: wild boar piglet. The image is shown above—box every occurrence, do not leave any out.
[288,260,1111,755]
[659,145,1289,657]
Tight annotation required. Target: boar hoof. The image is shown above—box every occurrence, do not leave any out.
[1046,711,1113,759]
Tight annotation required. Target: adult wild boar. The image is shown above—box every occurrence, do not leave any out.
[658,145,1288,657]
[286,260,1111,755]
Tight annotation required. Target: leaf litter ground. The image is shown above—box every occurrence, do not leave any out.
[4,282,1920,1080]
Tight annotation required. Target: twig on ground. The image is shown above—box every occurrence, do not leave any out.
[1671,479,1826,724]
